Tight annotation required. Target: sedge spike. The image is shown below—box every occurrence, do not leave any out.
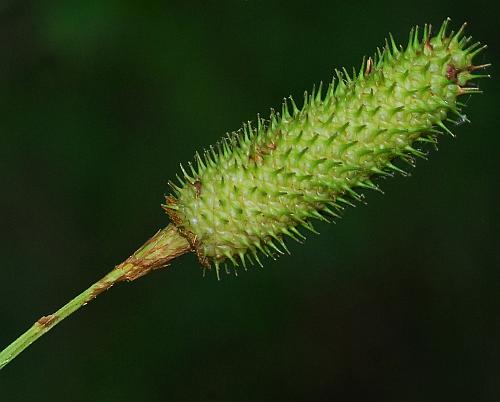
[164,18,489,277]
[0,20,489,370]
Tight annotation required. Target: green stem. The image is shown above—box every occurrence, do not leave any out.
[0,224,191,370]
[0,267,124,370]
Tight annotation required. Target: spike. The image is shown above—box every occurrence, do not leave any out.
[376,47,385,67]
[342,67,352,82]
[436,121,455,137]
[464,41,481,54]
[166,20,489,278]
[195,151,206,171]
[426,23,433,43]
[386,162,408,176]
[468,44,488,59]
[404,145,428,159]
[175,173,186,186]
[453,22,467,43]
[384,39,393,62]
[308,209,330,223]
[370,167,393,177]
[357,179,384,194]
[437,17,451,39]
[406,27,415,51]
[301,221,320,235]
[266,239,284,255]
[389,32,399,54]
[252,251,263,268]
[323,205,342,219]
[257,114,264,133]
[282,98,290,118]
[187,161,197,178]
[336,196,356,208]
[179,163,193,182]
[315,81,323,103]
[289,96,299,115]
[214,261,221,281]
[223,251,239,267]
[413,25,420,49]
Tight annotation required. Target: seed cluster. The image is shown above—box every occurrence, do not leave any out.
[164,20,488,277]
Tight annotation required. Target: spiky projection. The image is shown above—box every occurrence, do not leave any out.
[164,20,489,278]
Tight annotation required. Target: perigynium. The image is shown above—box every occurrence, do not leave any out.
[0,19,489,370]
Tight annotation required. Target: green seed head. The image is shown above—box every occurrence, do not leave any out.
[164,20,489,278]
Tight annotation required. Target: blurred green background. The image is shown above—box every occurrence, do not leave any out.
[1,1,499,401]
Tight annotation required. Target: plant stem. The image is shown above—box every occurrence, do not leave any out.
[0,224,191,370]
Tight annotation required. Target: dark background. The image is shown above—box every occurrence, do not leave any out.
[0,1,499,401]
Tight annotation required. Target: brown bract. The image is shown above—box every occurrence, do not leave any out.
[116,224,194,281]
[446,64,459,82]
[163,196,209,268]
